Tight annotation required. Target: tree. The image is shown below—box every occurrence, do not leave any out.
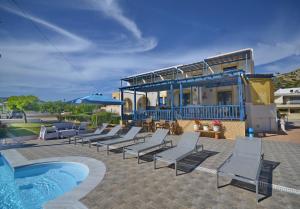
[6,95,39,123]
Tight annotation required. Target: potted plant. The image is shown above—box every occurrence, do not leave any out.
[212,120,222,132]
[202,123,209,131]
[193,120,200,131]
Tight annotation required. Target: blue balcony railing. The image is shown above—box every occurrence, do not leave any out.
[134,105,241,121]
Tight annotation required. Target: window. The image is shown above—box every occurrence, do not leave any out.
[217,91,232,105]
[223,66,237,72]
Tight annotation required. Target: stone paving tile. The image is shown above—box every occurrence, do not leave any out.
[13,136,300,209]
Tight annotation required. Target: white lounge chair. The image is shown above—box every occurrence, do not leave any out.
[96,126,142,155]
[123,129,170,164]
[81,125,122,147]
[217,137,264,203]
[154,132,202,175]
[70,123,108,144]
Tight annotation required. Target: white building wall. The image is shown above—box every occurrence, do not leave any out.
[246,103,278,132]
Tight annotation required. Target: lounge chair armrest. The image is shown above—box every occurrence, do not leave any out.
[217,153,233,171]
[164,140,173,147]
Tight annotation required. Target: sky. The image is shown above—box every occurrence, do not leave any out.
[0,0,300,101]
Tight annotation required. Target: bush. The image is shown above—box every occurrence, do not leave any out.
[91,112,120,126]
[63,114,91,122]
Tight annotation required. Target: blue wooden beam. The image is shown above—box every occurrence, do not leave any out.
[133,89,137,120]
[190,86,193,105]
[120,89,124,121]
[157,91,160,108]
[179,82,183,114]
[145,92,148,110]
[170,84,174,120]
[237,75,245,121]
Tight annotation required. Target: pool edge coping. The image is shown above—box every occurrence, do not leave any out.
[1,149,106,209]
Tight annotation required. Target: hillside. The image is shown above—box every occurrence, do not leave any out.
[273,68,300,90]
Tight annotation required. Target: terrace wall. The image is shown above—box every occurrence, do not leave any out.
[177,120,246,139]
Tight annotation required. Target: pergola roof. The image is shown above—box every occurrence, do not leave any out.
[120,70,244,92]
[121,48,252,85]
[204,48,253,66]
[121,61,206,84]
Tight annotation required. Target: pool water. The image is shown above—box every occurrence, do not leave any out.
[0,155,89,209]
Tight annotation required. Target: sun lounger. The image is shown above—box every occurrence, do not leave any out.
[123,129,170,164]
[217,137,264,203]
[76,125,121,147]
[96,126,142,155]
[153,132,202,175]
[70,123,108,144]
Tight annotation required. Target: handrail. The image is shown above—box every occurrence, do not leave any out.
[134,105,241,121]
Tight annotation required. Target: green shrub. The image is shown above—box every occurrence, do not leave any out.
[63,114,91,122]
[91,112,120,126]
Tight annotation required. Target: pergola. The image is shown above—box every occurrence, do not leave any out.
[119,49,253,122]
[120,70,246,121]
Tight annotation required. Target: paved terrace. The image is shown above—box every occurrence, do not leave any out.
[4,136,300,209]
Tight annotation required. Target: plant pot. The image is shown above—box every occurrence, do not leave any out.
[193,124,199,131]
[203,125,209,131]
[213,125,220,132]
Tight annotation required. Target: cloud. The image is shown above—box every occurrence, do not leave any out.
[0,4,90,48]
[82,0,158,53]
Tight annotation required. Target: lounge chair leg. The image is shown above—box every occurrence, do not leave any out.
[97,144,99,152]
[74,138,77,145]
[107,145,109,155]
[123,148,125,159]
[154,155,156,169]
[137,152,140,164]
[217,172,219,188]
[89,141,91,148]
[175,161,177,176]
[68,137,71,144]
[256,181,259,203]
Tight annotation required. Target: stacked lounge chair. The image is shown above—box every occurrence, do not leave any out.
[217,137,264,203]
[123,129,170,164]
[96,126,142,155]
[70,123,108,144]
[77,125,122,147]
[154,132,202,175]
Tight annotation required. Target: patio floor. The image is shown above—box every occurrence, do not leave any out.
[8,135,300,209]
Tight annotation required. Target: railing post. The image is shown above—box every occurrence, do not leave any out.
[170,84,174,120]
[238,75,245,120]
[133,88,137,120]
[180,82,183,116]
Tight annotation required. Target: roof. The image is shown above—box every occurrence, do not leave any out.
[246,74,273,79]
[120,70,244,92]
[121,48,253,83]
[275,88,300,96]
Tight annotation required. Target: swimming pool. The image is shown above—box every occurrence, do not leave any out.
[0,155,89,209]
